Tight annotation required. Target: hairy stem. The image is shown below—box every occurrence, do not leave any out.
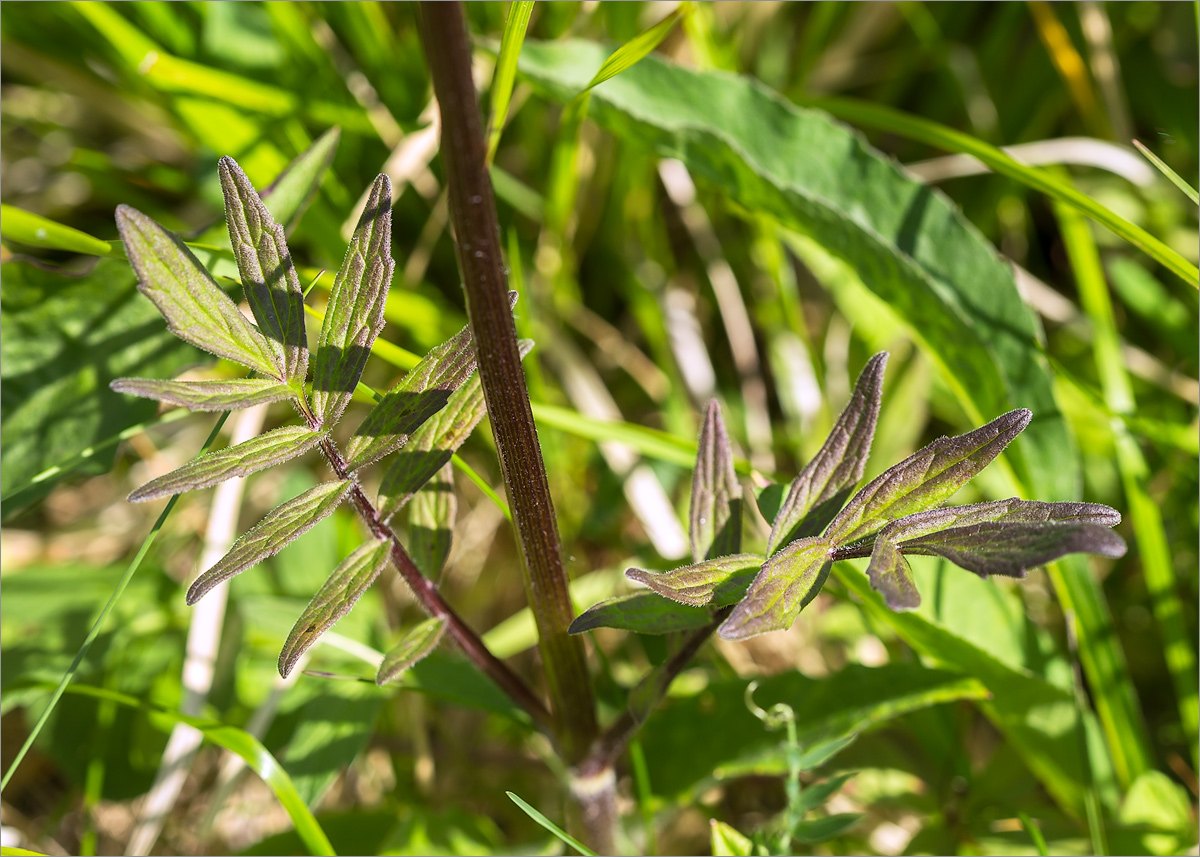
[416,1,598,763]
[315,436,552,732]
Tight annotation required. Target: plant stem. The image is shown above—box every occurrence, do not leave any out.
[315,436,552,732]
[416,1,598,763]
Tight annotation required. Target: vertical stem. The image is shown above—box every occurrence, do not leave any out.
[415,2,598,764]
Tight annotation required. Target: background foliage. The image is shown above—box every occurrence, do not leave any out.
[1,2,1196,855]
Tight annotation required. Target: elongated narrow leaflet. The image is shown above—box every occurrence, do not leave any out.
[110,377,297,412]
[690,399,742,562]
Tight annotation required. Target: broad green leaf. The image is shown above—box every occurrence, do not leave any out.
[0,204,113,256]
[218,156,309,384]
[824,409,1032,544]
[129,425,325,502]
[768,352,886,554]
[345,325,478,471]
[186,480,353,604]
[719,537,834,641]
[899,521,1127,579]
[278,538,392,678]
[710,820,755,857]
[109,377,296,411]
[0,258,199,515]
[640,663,987,800]
[690,399,742,562]
[376,339,534,522]
[626,554,762,607]
[568,591,715,635]
[376,617,448,686]
[312,174,394,427]
[409,463,455,579]
[116,205,280,378]
[790,814,861,844]
[515,40,1074,507]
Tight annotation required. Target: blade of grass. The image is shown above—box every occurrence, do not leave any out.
[1016,811,1050,857]
[799,95,1198,287]
[39,683,335,856]
[485,0,535,164]
[506,791,597,857]
[1056,197,1199,769]
[1133,139,1199,204]
[0,411,230,794]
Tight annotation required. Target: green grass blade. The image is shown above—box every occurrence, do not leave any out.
[802,96,1198,288]
[0,204,113,256]
[0,412,229,794]
[1056,199,1199,770]
[506,791,596,856]
[48,683,335,856]
[582,2,692,92]
[486,0,535,164]
[1133,139,1199,204]
[1016,811,1050,857]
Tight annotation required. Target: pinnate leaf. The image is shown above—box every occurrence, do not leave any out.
[218,157,309,385]
[627,554,761,607]
[824,409,1031,544]
[110,377,296,411]
[898,521,1127,579]
[719,537,834,641]
[187,479,353,605]
[569,591,715,635]
[690,399,742,562]
[377,339,534,522]
[376,617,448,686]
[345,324,479,471]
[278,538,392,678]
[768,353,885,554]
[312,173,394,426]
[116,205,279,378]
[129,425,326,502]
[409,463,455,579]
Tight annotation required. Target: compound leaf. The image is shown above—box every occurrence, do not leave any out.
[345,325,478,471]
[218,156,309,385]
[376,617,448,686]
[312,173,394,426]
[719,537,834,641]
[128,425,326,502]
[691,399,742,562]
[187,479,353,605]
[109,377,296,411]
[278,538,392,678]
[900,521,1127,579]
[824,409,1031,544]
[626,554,762,607]
[377,339,533,522]
[768,353,885,554]
[116,205,279,378]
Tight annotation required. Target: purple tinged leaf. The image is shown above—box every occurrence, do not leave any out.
[898,521,1127,579]
[865,538,921,611]
[376,617,448,686]
[278,538,392,678]
[186,480,353,605]
[311,174,394,426]
[110,377,296,411]
[626,554,762,607]
[690,399,742,562]
[115,205,279,378]
[218,157,309,386]
[344,325,479,471]
[719,537,835,640]
[824,409,1032,544]
[377,339,534,523]
[409,463,456,579]
[881,498,1121,542]
[768,353,886,555]
[568,592,715,635]
[129,425,326,502]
